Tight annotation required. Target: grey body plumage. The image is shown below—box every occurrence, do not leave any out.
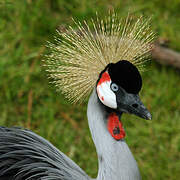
[0,127,90,180]
[0,89,142,180]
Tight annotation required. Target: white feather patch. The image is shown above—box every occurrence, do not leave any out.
[97,81,117,109]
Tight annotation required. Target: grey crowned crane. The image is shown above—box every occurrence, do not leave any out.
[0,13,155,180]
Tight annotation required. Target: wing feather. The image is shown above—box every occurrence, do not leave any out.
[0,127,90,180]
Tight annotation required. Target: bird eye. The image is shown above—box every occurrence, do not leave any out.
[111,83,119,92]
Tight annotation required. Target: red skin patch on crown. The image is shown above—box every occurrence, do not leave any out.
[107,112,126,140]
[97,71,111,102]
[97,72,111,86]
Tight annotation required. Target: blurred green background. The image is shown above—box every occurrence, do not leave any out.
[0,0,180,179]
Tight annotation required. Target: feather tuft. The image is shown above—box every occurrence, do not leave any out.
[44,12,155,103]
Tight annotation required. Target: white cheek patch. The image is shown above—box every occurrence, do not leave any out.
[97,77,117,109]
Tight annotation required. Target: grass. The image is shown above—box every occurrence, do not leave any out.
[0,0,180,179]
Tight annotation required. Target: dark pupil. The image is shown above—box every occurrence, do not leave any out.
[113,86,117,90]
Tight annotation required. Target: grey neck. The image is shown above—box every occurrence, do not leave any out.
[87,89,141,180]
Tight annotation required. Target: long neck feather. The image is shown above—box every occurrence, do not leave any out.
[87,89,141,180]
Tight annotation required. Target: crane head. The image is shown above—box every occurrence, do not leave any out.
[96,60,151,120]
[45,13,155,104]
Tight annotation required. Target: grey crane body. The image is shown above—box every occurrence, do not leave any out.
[0,126,90,180]
[0,88,142,180]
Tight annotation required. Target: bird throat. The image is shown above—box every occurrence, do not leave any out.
[107,112,126,140]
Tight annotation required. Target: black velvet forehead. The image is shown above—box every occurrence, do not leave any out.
[108,60,142,94]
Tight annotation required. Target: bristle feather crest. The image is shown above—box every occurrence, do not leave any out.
[44,12,155,103]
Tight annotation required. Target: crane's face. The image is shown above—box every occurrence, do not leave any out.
[96,60,151,120]
[96,71,117,109]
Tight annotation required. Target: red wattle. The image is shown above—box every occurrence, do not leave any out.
[107,112,126,140]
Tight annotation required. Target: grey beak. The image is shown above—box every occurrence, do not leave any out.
[116,89,152,120]
[145,111,152,120]
[131,100,152,120]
